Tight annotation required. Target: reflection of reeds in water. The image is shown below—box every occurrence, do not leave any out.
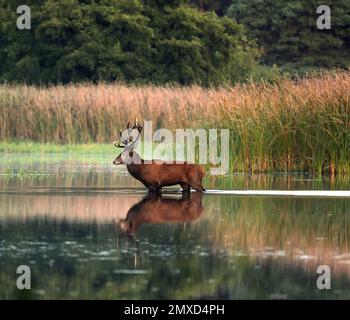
[204,196,350,277]
[2,190,350,279]
[0,194,143,222]
[0,192,203,225]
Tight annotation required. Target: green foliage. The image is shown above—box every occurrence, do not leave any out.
[0,0,154,83]
[189,0,232,15]
[226,0,350,71]
[147,5,261,84]
[0,0,260,85]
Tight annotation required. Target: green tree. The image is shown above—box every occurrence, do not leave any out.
[0,0,154,83]
[189,0,232,15]
[226,0,350,71]
[146,3,261,85]
[0,0,261,85]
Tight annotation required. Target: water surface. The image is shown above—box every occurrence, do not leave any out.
[1,154,350,299]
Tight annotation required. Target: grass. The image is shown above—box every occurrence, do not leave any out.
[0,70,350,174]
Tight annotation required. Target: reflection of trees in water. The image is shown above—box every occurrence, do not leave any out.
[2,217,349,299]
[205,196,350,278]
[2,189,350,277]
[2,188,350,298]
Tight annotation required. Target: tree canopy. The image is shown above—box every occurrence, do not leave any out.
[1,0,349,84]
[226,0,350,71]
[0,0,260,85]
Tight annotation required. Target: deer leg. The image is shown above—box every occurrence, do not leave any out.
[180,182,191,194]
[146,191,160,201]
[181,190,191,200]
[190,183,206,193]
[148,186,161,195]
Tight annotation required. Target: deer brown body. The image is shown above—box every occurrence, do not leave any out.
[117,192,204,236]
[125,153,205,193]
[113,121,206,193]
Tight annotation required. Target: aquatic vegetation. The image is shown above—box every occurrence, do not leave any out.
[0,71,349,173]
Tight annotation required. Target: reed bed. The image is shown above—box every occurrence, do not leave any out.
[0,71,349,173]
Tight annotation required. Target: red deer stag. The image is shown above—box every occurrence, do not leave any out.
[113,121,206,194]
[117,192,204,237]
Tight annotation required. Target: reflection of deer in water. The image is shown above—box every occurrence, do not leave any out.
[116,192,204,237]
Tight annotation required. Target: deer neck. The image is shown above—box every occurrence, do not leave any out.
[126,152,145,171]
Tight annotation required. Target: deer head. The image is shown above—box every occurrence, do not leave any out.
[113,120,143,165]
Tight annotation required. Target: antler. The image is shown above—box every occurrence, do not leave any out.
[133,118,144,133]
[113,140,125,148]
[114,119,143,149]
[113,130,127,148]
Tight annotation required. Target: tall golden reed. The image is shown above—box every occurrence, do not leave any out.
[0,71,349,173]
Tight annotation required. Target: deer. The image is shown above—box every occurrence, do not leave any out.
[116,192,204,237]
[112,120,206,194]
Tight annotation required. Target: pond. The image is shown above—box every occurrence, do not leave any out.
[1,153,350,299]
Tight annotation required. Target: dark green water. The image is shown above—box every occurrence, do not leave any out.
[1,154,350,299]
